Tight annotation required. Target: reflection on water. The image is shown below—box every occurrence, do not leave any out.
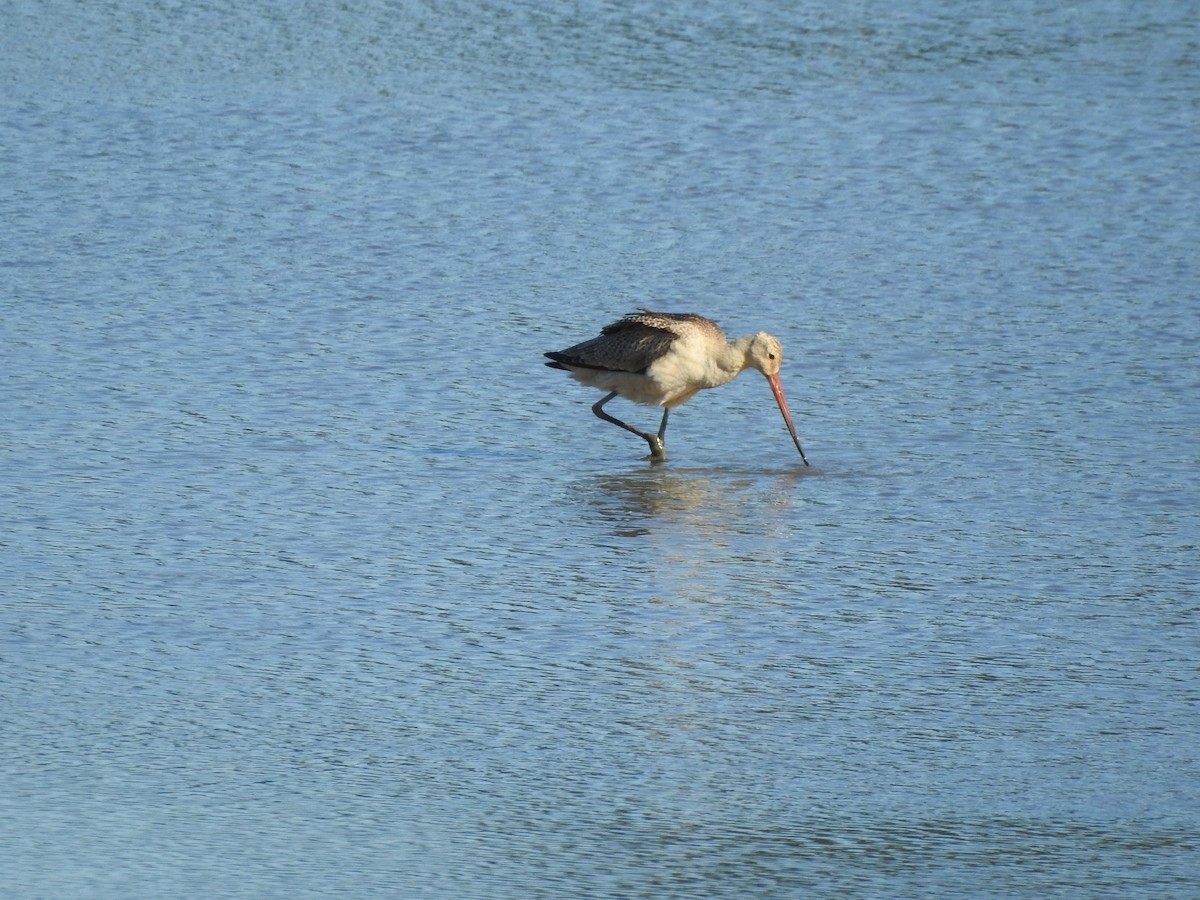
[579,466,810,537]
[569,466,817,610]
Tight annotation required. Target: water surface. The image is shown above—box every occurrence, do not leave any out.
[2,1,1198,896]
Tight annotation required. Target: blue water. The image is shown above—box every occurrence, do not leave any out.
[2,1,1198,897]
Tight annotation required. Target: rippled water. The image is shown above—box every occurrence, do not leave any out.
[3,1,1198,896]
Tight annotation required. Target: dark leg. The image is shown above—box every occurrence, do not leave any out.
[592,392,667,462]
[657,408,669,440]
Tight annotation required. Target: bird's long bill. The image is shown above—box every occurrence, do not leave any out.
[766,373,810,466]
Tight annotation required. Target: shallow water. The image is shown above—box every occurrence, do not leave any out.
[2,1,1198,896]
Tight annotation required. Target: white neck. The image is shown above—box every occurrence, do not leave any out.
[720,335,757,375]
[699,334,756,389]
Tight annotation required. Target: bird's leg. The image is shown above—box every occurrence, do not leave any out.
[592,392,667,462]
[646,408,669,462]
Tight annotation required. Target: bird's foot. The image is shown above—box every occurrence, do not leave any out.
[645,435,666,463]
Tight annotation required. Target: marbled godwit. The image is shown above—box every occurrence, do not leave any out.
[545,310,809,464]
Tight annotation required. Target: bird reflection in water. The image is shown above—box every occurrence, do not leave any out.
[577,467,808,546]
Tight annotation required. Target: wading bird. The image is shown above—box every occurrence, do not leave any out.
[545,310,809,464]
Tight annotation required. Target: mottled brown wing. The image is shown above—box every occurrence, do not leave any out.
[545,317,680,374]
[627,309,720,335]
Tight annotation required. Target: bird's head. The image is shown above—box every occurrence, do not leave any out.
[743,330,809,466]
[745,332,784,377]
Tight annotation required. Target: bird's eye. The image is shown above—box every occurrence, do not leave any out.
[768,353,777,360]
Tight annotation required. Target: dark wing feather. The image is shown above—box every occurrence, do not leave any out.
[545,315,681,374]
